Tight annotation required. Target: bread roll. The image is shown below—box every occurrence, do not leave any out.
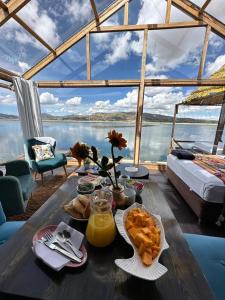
[64,195,91,219]
[78,195,90,207]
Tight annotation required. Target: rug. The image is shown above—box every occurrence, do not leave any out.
[9,174,68,221]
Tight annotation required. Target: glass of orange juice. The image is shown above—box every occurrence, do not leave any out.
[86,189,116,247]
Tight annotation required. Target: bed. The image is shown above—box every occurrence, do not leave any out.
[167,154,224,223]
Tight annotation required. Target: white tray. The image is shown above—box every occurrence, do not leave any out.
[114,202,169,281]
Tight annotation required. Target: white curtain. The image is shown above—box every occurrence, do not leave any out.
[13,76,44,139]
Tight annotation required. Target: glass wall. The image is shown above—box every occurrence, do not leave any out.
[38,87,137,162]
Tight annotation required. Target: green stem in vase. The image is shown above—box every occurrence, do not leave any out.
[87,155,116,189]
[111,145,118,189]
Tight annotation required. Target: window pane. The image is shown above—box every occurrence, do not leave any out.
[140,86,184,162]
[189,0,206,7]
[0,89,23,162]
[17,0,94,48]
[91,31,143,79]
[206,0,225,24]
[203,32,225,78]
[129,0,166,24]
[95,0,114,13]
[145,28,205,79]
[0,19,48,73]
[37,87,136,161]
[33,39,86,81]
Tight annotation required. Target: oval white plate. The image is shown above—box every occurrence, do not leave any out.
[114,202,169,281]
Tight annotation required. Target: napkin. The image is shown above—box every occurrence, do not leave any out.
[33,222,84,271]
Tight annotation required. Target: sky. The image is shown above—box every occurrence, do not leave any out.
[0,0,225,120]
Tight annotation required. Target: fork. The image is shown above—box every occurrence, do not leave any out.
[44,231,83,259]
[43,239,81,263]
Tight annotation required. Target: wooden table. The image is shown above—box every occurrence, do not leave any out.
[0,176,215,300]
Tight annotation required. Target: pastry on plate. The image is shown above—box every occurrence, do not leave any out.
[64,195,91,220]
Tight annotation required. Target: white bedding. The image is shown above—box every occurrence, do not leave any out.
[167,154,225,203]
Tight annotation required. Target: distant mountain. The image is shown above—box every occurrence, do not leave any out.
[43,112,216,123]
[0,112,217,123]
[0,113,18,119]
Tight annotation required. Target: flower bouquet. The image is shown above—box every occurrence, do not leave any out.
[70,130,127,206]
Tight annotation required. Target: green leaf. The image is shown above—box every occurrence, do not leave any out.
[114,156,123,163]
[98,170,108,177]
[106,163,114,171]
[91,146,98,162]
[101,156,109,167]
[115,170,121,178]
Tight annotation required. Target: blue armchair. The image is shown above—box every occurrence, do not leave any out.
[0,202,25,245]
[185,233,225,300]
[25,137,67,184]
[0,160,36,216]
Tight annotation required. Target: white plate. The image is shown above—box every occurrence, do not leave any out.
[125,166,138,173]
[70,215,88,222]
[114,203,169,281]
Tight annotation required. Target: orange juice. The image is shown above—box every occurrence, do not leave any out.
[86,212,116,247]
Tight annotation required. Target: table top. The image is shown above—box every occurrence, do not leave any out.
[0,176,215,300]
[116,163,149,179]
[76,163,149,179]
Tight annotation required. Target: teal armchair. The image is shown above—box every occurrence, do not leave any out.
[0,160,36,216]
[0,202,25,245]
[25,137,67,183]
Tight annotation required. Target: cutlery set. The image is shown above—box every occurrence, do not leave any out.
[38,230,83,263]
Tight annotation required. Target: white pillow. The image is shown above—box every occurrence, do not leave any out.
[32,144,54,162]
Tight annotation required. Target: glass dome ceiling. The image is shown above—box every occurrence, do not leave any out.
[0,0,224,82]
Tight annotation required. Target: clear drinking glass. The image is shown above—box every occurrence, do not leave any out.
[86,189,116,247]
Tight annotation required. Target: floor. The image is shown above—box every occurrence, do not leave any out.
[34,161,225,237]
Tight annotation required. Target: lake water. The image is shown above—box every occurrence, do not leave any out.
[0,120,219,163]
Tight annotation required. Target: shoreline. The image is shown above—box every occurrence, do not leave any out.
[0,118,217,126]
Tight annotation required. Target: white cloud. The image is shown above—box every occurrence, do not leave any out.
[114,90,138,108]
[104,32,132,65]
[65,97,82,105]
[206,55,225,76]
[65,0,92,22]
[92,14,119,46]
[18,61,30,72]
[40,92,59,105]
[0,94,16,104]
[88,86,184,116]
[17,0,60,48]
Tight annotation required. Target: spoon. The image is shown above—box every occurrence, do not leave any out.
[57,230,83,259]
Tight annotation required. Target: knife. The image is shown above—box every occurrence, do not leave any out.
[44,240,81,263]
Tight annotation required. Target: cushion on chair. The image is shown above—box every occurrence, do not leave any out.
[26,138,56,161]
[32,144,54,162]
[0,221,25,245]
[35,153,67,173]
[17,174,36,201]
[184,233,225,300]
[0,203,6,225]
